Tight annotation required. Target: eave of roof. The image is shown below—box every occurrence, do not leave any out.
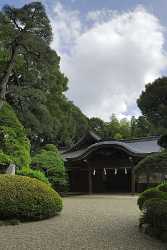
[64,130,101,153]
[62,136,161,162]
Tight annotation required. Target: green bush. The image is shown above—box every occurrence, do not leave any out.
[0,175,63,221]
[138,183,167,242]
[0,151,12,166]
[137,187,167,210]
[32,145,68,192]
[17,167,50,185]
[134,151,167,176]
[43,144,58,152]
[158,182,167,192]
[141,198,167,242]
[0,103,30,168]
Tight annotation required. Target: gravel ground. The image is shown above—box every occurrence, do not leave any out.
[0,195,166,250]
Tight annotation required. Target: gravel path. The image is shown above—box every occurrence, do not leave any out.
[0,195,166,250]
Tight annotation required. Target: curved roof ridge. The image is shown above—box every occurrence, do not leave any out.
[62,136,161,161]
[119,135,160,143]
[100,135,160,143]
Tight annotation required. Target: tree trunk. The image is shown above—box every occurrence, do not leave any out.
[0,46,17,109]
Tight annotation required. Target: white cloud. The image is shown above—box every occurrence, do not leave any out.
[86,9,117,24]
[50,2,81,54]
[50,3,167,121]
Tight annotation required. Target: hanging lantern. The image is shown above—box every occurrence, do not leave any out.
[104,168,107,175]
[114,168,117,175]
[125,167,127,175]
[93,169,96,176]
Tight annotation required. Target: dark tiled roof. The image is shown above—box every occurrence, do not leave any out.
[62,136,161,161]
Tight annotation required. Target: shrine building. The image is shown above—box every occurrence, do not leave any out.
[62,131,161,194]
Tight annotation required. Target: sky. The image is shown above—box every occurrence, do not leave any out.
[1,0,167,121]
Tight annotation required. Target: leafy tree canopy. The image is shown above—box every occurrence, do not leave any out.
[137,77,167,129]
[0,2,52,102]
[0,2,88,149]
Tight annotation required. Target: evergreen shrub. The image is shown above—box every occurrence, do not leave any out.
[141,198,167,242]
[17,167,50,185]
[137,187,167,210]
[138,183,167,242]
[0,103,30,168]
[0,175,62,221]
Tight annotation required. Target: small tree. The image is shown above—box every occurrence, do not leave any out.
[32,144,68,192]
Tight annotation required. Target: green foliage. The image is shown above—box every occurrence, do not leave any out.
[158,182,167,192]
[137,188,167,210]
[137,77,167,130]
[0,102,30,167]
[0,151,11,165]
[106,114,120,138]
[43,144,58,152]
[141,198,167,242]
[89,117,108,138]
[0,175,63,221]
[158,135,167,149]
[46,96,88,147]
[89,114,154,140]
[0,1,88,149]
[130,116,152,138]
[134,151,167,176]
[17,167,50,185]
[138,183,167,242]
[32,145,68,192]
[0,102,23,129]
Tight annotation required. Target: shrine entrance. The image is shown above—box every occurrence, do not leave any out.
[68,146,136,194]
[92,168,131,193]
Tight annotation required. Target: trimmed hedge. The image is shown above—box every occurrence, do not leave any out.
[17,167,50,185]
[141,198,167,242]
[137,187,167,210]
[138,183,167,242]
[0,175,63,221]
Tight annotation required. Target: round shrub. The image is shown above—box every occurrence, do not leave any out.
[137,188,167,210]
[17,167,50,185]
[141,198,167,241]
[0,175,63,221]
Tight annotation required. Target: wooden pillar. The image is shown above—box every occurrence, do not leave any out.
[88,168,93,194]
[131,169,136,194]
